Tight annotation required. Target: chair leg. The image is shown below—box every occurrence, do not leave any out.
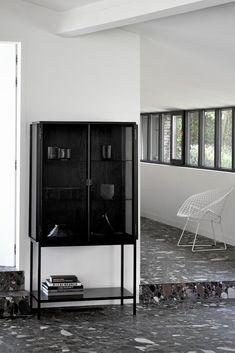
[193,221,227,252]
[178,219,227,252]
[219,222,227,250]
[192,222,200,252]
[211,221,217,246]
[177,218,189,247]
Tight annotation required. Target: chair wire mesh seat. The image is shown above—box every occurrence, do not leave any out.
[177,186,233,252]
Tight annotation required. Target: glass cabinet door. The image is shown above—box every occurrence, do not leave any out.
[90,124,134,243]
[42,124,88,245]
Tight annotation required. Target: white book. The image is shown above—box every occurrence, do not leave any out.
[46,279,83,288]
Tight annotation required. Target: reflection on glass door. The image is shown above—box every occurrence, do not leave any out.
[42,124,88,244]
[90,125,133,241]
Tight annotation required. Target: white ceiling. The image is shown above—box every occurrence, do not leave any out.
[22,0,103,12]
[125,2,235,111]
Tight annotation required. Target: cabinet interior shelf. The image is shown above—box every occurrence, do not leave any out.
[31,287,133,303]
[44,187,81,190]
[91,198,133,201]
[91,160,132,162]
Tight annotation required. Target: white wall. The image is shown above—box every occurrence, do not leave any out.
[127,3,235,246]
[141,163,235,245]
[0,0,140,300]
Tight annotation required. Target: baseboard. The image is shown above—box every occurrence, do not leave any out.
[141,211,182,229]
[141,211,235,246]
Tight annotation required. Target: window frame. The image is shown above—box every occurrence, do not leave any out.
[201,109,216,169]
[161,112,172,164]
[170,111,185,166]
[141,106,235,173]
[149,113,161,162]
[185,110,200,167]
[140,114,150,161]
[218,108,233,170]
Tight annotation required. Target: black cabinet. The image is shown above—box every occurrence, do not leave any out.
[29,122,138,318]
[29,122,138,246]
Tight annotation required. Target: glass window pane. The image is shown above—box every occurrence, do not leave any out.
[220,109,232,169]
[141,115,148,160]
[162,114,171,163]
[172,114,183,160]
[150,114,159,161]
[203,110,215,168]
[188,111,199,166]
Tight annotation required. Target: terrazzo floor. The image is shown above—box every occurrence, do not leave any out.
[141,218,235,285]
[0,302,235,353]
[1,219,235,352]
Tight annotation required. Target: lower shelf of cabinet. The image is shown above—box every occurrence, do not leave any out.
[31,287,133,303]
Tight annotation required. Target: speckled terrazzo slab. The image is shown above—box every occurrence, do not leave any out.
[0,271,24,292]
[0,302,235,353]
[140,217,235,305]
[140,281,235,304]
[141,217,235,284]
[0,291,30,318]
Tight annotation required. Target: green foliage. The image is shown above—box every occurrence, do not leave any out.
[189,145,198,165]
[189,144,232,169]
[175,116,182,159]
[204,144,214,167]
[221,145,232,169]
[189,109,232,169]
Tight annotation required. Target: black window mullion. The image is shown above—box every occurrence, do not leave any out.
[215,109,220,168]
[184,111,189,165]
[233,108,235,170]
[146,115,151,161]
[157,114,161,163]
[182,111,186,165]
[159,114,163,162]
[199,110,204,167]
[147,115,151,161]
[170,113,173,162]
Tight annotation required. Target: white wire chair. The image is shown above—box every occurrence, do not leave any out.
[177,186,233,252]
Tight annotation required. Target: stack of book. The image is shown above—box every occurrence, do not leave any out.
[42,275,84,298]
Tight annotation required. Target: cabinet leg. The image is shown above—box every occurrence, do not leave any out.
[37,244,41,320]
[133,241,136,315]
[121,244,124,305]
[37,302,41,320]
[30,241,33,311]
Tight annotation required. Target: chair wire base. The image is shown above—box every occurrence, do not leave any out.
[177,218,227,252]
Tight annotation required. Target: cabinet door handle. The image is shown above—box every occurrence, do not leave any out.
[86,179,93,186]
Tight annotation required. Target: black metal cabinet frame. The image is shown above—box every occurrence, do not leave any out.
[30,240,137,319]
[29,121,138,319]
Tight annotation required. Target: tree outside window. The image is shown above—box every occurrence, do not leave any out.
[220,109,232,169]
[203,110,215,168]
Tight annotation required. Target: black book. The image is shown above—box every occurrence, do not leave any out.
[49,275,78,283]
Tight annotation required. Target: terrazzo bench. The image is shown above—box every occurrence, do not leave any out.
[0,270,30,318]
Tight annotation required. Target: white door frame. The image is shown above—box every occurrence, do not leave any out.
[15,42,21,269]
[0,41,21,268]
